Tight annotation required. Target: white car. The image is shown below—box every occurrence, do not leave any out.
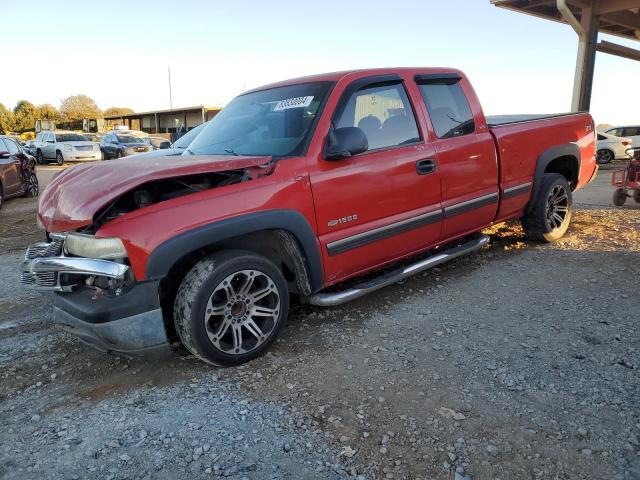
[605,125,640,148]
[34,131,101,166]
[596,131,632,164]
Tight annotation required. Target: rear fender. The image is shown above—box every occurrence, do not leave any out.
[527,143,580,212]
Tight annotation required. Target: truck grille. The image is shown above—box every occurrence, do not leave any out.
[20,271,58,288]
[25,238,64,260]
[75,145,94,151]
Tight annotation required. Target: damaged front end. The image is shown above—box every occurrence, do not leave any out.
[19,159,274,356]
[21,233,131,293]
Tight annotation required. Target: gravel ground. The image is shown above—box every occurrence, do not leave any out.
[1,172,639,480]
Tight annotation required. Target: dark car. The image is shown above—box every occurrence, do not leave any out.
[100,131,153,159]
[0,136,39,209]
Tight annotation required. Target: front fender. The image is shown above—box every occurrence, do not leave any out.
[145,209,324,292]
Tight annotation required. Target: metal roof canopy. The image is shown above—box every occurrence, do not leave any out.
[491,0,640,111]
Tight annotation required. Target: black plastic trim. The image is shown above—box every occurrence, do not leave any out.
[443,192,499,219]
[528,143,580,213]
[414,73,462,84]
[327,209,442,256]
[146,210,324,292]
[53,280,160,324]
[503,182,532,200]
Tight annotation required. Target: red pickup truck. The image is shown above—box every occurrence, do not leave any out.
[22,68,597,366]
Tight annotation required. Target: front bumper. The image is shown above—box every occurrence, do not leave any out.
[21,237,170,356]
[53,280,170,356]
[22,255,129,291]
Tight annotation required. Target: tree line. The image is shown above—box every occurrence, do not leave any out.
[0,95,134,133]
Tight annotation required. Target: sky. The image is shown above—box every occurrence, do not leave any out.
[1,0,639,126]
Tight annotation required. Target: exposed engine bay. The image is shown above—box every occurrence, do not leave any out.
[85,169,255,233]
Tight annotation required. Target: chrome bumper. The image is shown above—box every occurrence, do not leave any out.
[21,236,130,292]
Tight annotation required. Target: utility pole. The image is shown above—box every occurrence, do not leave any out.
[168,66,173,111]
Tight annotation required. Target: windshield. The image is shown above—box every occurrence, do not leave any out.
[117,135,146,144]
[186,82,332,157]
[56,134,88,142]
[173,122,207,149]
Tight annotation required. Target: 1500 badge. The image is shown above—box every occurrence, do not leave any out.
[328,214,358,227]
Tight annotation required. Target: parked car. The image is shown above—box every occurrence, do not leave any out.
[0,135,38,209]
[129,122,208,159]
[596,131,632,164]
[83,133,103,143]
[22,139,37,156]
[100,131,153,159]
[34,131,101,165]
[23,67,597,366]
[147,136,172,150]
[605,125,640,147]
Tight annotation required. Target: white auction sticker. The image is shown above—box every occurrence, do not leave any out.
[273,96,314,111]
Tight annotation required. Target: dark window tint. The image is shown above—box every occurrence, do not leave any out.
[336,83,420,151]
[623,127,640,136]
[0,139,9,154]
[3,139,20,154]
[597,134,606,140]
[418,80,475,139]
[56,133,88,142]
[607,129,621,137]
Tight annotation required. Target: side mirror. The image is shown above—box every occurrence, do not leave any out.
[324,127,368,160]
[159,141,171,149]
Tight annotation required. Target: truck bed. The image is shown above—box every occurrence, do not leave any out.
[486,112,581,127]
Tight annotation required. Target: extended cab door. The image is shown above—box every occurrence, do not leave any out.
[414,73,499,239]
[309,75,442,285]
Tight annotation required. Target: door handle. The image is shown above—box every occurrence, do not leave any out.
[416,159,437,175]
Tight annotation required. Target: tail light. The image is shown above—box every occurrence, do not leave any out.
[622,139,632,146]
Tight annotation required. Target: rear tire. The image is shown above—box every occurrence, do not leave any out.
[0,183,3,210]
[36,150,44,165]
[23,172,39,198]
[596,149,614,165]
[613,188,627,206]
[55,151,64,166]
[522,173,572,242]
[633,189,640,204]
[173,250,289,367]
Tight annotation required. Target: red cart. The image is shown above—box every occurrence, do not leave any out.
[612,147,640,206]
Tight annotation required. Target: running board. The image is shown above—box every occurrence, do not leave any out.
[309,234,490,307]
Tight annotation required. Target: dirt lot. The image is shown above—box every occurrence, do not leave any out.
[1,167,639,480]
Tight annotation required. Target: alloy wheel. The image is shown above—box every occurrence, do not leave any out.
[596,149,613,164]
[204,269,280,355]
[27,174,39,197]
[546,184,569,230]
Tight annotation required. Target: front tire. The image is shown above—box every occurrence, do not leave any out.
[0,183,3,210]
[174,250,289,367]
[633,189,640,204]
[55,151,64,166]
[522,173,572,242]
[596,149,614,164]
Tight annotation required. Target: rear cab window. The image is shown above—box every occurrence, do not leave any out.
[416,75,475,139]
[335,82,421,152]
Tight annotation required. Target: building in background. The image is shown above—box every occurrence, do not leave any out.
[104,105,222,138]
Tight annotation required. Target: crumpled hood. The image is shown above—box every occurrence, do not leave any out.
[39,154,271,232]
